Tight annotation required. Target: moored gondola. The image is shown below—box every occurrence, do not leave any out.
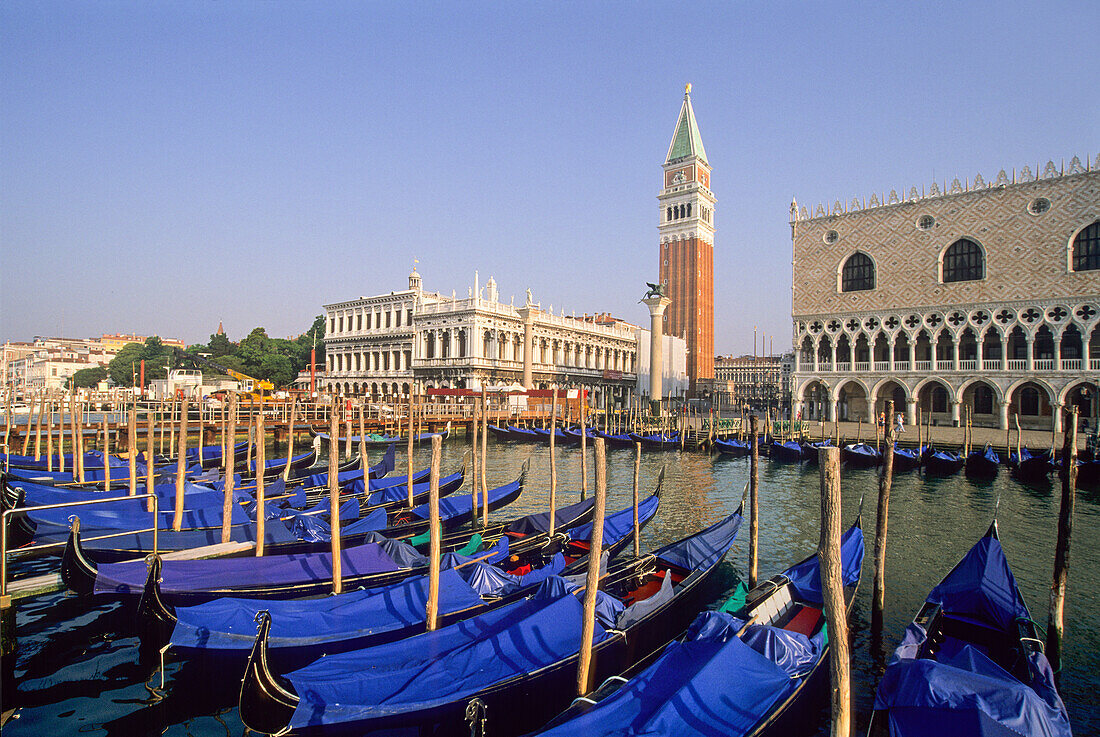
[507,424,541,442]
[1008,446,1054,481]
[842,442,881,467]
[964,443,1000,477]
[799,439,831,465]
[629,431,681,450]
[922,446,965,476]
[239,502,744,737]
[715,438,750,457]
[63,466,524,602]
[593,429,635,448]
[869,520,1070,736]
[487,424,513,441]
[530,512,864,737]
[768,439,805,462]
[141,486,663,665]
[892,445,922,472]
[50,461,470,564]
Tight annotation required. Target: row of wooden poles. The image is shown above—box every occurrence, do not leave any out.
[828,404,1078,461]
[808,400,1080,736]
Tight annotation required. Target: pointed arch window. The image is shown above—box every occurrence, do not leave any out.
[1071,220,1100,272]
[841,252,875,292]
[943,238,984,283]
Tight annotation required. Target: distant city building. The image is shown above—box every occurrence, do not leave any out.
[2,333,185,393]
[148,369,238,400]
[323,269,686,406]
[658,85,715,398]
[790,155,1100,430]
[5,339,112,391]
[99,333,185,352]
[714,352,793,414]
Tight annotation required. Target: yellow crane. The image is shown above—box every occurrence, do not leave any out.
[178,351,275,402]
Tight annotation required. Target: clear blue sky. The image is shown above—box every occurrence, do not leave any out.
[2,1,1097,354]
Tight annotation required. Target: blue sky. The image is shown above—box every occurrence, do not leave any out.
[2,1,1097,354]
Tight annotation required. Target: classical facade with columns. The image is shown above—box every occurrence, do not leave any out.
[790,155,1100,431]
[323,269,643,405]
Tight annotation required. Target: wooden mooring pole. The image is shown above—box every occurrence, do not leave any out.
[549,388,558,536]
[633,441,642,558]
[1047,408,1077,679]
[221,392,237,543]
[172,398,188,531]
[818,445,850,737]
[872,400,895,638]
[580,391,588,500]
[480,388,488,526]
[471,396,480,521]
[255,406,266,556]
[425,433,443,631]
[145,406,155,513]
[749,414,760,588]
[576,437,608,695]
[329,404,343,594]
[407,396,415,507]
[127,406,137,497]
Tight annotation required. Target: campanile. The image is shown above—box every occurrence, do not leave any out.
[658,84,715,396]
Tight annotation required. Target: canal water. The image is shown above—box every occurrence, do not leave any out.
[3,437,1098,735]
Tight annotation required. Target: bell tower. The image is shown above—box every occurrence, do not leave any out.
[658,83,715,396]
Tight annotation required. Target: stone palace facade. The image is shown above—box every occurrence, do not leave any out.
[790,155,1100,431]
[322,269,663,406]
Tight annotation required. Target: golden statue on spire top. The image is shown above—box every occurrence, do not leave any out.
[685,82,692,95]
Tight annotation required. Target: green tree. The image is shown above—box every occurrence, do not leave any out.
[72,366,108,388]
[107,343,144,386]
[259,353,295,387]
[106,337,173,386]
[238,327,271,375]
[209,331,234,357]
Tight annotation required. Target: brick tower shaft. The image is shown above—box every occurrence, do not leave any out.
[658,84,716,397]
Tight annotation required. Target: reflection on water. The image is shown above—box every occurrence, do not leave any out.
[3,437,1098,735]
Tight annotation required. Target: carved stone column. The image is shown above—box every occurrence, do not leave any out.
[643,296,673,414]
[518,306,535,390]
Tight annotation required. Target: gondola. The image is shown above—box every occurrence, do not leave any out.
[892,445,922,472]
[869,520,1070,736]
[768,439,805,462]
[487,424,513,441]
[1075,457,1100,485]
[62,468,524,602]
[507,424,541,442]
[562,427,598,445]
[239,502,744,737]
[964,443,1000,477]
[190,440,251,469]
[531,513,864,737]
[50,462,469,563]
[922,446,964,476]
[531,426,574,445]
[593,429,636,448]
[314,423,450,447]
[294,444,397,489]
[142,489,663,666]
[714,438,750,457]
[629,431,681,450]
[799,439,831,465]
[842,442,881,467]
[0,448,134,472]
[1008,446,1054,481]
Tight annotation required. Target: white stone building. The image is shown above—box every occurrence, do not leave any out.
[323,269,672,407]
[790,155,1100,430]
